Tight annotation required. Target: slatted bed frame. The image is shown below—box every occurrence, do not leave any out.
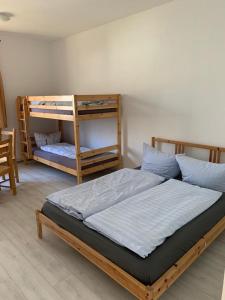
[16,94,122,184]
[36,137,225,299]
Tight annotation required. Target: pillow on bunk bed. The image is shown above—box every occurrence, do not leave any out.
[34,131,61,148]
[34,132,47,148]
[46,132,61,145]
[141,143,180,179]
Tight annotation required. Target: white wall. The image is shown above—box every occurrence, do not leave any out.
[51,0,225,167]
[2,0,225,166]
[0,32,57,153]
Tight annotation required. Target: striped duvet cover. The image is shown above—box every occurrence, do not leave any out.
[47,168,164,220]
[84,179,222,258]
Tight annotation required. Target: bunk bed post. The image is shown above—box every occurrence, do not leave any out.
[73,95,82,184]
[16,96,26,163]
[24,97,33,159]
[117,95,122,168]
[152,137,156,148]
[58,120,64,141]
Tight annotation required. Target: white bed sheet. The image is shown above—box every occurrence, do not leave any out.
[40,143,90,159]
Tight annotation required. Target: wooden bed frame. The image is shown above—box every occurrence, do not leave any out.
[36,137,225,299]
[16,94,122,184]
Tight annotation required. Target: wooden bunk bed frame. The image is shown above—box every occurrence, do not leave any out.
[36,137,225,300]
[16,94,122,184]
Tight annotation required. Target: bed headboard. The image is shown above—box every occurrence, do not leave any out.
[152,137,225,163]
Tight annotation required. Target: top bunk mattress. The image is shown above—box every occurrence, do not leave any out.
[31,108,116,115]
[42,192,225,285]
[29,99,118,116]
[31,108,73,115]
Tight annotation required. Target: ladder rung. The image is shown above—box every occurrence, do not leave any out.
[17,97,29,161]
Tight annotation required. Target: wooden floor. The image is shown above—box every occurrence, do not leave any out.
[0,162,224,300]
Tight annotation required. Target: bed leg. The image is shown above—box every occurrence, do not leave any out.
[36,210,43,239]
[76,175,82,185]
[145,287,154,300]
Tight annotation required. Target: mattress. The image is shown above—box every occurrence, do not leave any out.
[31,100,116,116]
[42,192,225,285]
[31,108,116,115]
[33,148,118,170]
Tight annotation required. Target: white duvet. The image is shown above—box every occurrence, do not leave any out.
[84,179,222,258]
[47,168,164,220]
[40,143,90,159]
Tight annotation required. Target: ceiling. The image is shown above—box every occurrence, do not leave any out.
[0,0,172,39]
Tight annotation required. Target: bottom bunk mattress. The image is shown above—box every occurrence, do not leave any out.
[42,193,225,285]
[33,148,118,170]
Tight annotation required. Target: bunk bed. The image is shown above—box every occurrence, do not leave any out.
[16,95,122,184]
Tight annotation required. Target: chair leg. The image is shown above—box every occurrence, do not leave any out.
[9,170,16,195]
[14,160,19,183]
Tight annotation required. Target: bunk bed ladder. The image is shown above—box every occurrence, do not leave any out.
[16,96,32,162]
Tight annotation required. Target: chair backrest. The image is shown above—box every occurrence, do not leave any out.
[0,137,12,164]
[0,129,16,159]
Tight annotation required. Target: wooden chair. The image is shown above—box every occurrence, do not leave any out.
[0,128,19,182]
[0,137,16,195]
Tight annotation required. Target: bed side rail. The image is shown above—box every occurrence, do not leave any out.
[27,95,120,121]
[80,145,119,159]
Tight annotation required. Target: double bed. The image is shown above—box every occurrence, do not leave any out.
[36,137,225,300]
[42,194,225,286]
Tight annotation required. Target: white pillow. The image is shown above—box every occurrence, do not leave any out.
[34,132,47,148]
[176,155,225,192]
[46,132,61,145]
[34,132,61,148]
[141,143,180,179]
